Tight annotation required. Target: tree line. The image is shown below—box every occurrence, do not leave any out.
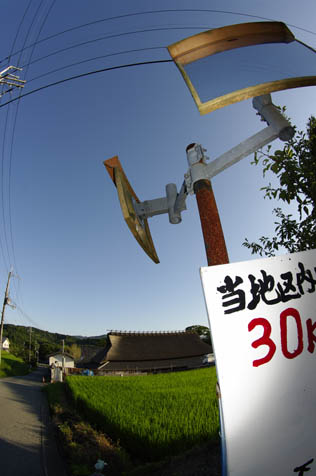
[3,323,107,363]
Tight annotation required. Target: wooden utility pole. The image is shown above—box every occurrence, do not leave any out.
[62,339,65,374]
[28,327,32,364]
[0,271,12,367]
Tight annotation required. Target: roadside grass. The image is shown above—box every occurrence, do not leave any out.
[0,351,29,378]
[43,382,133,476]
[66,367,219,463]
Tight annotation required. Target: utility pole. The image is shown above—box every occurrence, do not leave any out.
[62,339,65,374]
[0,270,12,367]
[28,327,32,365]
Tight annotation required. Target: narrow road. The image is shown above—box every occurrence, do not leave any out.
[0,367,67,476]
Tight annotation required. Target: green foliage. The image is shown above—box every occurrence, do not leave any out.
[66,367,219,462]
[243,116,316,256]
[185,324,212,348]
[0,351,29,378]
[3,324,106,363]
[66,343,82,361]
[44,381,65,412]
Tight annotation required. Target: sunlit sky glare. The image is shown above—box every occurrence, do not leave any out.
[1,0,316,336]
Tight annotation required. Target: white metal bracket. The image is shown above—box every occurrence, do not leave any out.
[184,94,295,194]
[134,183,187,225]
[130,94,295,223]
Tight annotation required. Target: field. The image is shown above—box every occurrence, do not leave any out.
[0,351,29,378]
[66,367,219,462]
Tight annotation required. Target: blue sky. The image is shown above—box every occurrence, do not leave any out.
[1,0,316,336]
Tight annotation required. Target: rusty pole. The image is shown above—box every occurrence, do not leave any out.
[187,144,229,267]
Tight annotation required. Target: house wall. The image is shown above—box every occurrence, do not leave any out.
[1,339,9,350]
[49,354,74,368]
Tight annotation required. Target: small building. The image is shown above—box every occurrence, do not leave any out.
[48,352,74,369]
[1,338,10,351]
[79,331,213,374]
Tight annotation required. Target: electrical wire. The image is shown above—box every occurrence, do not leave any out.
[1,0,44,276]
[1,8,315,65]
[8,0,56,277]
[21,25,213,70]
[0,104,11,272]
[2,0,56,317]
[27,46,166,83]
[0,59,173,109]
[1,5,315,333]
[14,302,42,329]
[2,0,47,278]
[0,0,34,272]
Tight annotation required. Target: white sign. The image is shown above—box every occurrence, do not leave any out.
[200,249,316,476]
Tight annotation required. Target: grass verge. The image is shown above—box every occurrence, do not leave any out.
[44,382,133,476]
[0,351,29,378]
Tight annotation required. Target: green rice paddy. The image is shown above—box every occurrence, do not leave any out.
[66,367,219,461]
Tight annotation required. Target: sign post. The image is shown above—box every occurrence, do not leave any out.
[186,143,229,267]
[200,249,316,476]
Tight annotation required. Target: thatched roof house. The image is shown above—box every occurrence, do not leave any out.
[83,331,213,374]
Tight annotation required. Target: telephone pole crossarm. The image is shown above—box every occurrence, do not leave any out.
[0,66,26,98]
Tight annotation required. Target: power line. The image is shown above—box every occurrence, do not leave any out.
[0,0,33,269]
[0,104,12,272]
[1,8,315,65]
[21,25,213,70]
[0,59,173,109]
[7,0,56,276]
[1,1,57,312]
[14,303,42,329]
[2,0,46,275]
[1,0,44,274]
[27,46,166,84]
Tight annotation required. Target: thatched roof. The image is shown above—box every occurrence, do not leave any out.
[100,355,207,371]
[102,331,211,363]
[76,345,109,368]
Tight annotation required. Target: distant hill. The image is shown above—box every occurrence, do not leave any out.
[73,334,108,340]
[3,324,107,362]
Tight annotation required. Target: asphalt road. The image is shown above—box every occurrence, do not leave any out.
[0,367,67,476]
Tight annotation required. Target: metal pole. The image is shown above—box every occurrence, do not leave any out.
[0,271,12,367]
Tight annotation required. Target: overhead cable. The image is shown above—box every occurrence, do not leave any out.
[1,8,315,65]
[0,59,173,109]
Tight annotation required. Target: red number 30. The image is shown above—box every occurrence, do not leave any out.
[248,308,307,367]
[248,318,276,367]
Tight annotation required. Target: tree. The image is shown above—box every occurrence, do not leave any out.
[67,343,81,361]
[243,116,316,257]
[185,325,212,349]
[39,342,60,361]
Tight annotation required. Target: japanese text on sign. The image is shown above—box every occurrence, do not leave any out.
[217,262,316,314]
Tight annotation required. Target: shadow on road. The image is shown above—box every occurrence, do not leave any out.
[0,367,67,476]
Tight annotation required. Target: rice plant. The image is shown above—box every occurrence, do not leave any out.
[66,367,219,461]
